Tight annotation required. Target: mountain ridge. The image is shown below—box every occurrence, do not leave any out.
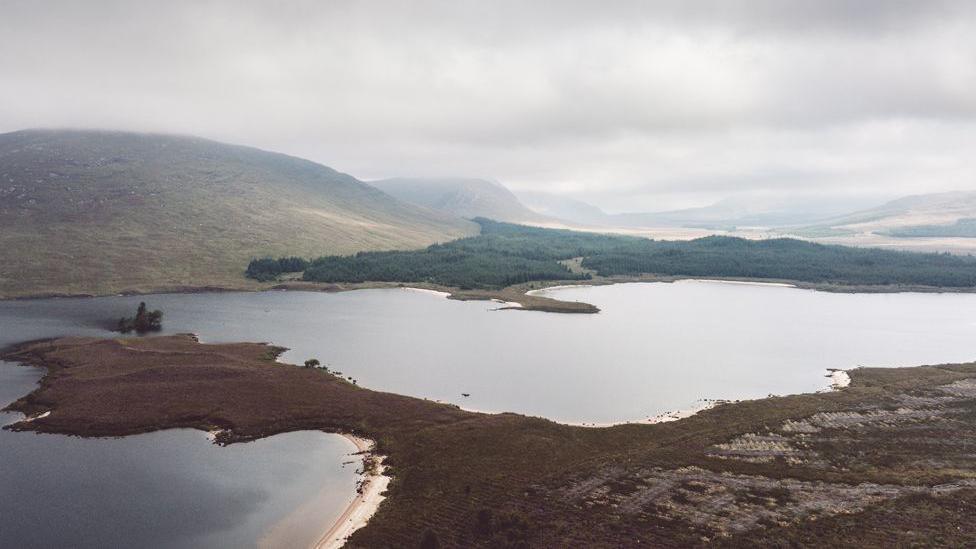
[0,129,476,297]
[518,191,877,230]
[370,177,550,224]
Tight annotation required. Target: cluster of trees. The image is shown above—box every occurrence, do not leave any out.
[300,219,604,289]
[117,302,163,334]
[262,218,976,290]
[303,358,357,383]
[580,235,976,287]
[302,249,589,289]
[245,256,310,281]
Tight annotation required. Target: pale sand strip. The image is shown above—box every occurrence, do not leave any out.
[401,287,452,298]
[315,435,389,549]
[19,410,51,423]
[564,399,720,429]
[525,284,593,296]
[675,279,797,288]
[829,369,852,389]
[453,400,720,429]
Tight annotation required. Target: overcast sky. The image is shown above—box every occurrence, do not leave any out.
[2,1,975,211]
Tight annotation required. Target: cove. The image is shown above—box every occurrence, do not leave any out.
[0,361,359,549]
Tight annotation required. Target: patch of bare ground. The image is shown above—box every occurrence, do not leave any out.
[557,465,976,537]
[5,336,976,546]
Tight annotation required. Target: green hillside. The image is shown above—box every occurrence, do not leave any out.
[0,129,476,297]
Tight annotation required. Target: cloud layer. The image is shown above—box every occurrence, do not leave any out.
[2,0,974,210]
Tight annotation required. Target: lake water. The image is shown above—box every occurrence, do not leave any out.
[0,351,359,548]
[5,281,976,424]
[4,281,976,547]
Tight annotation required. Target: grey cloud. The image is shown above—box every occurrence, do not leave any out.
[1,0,974,210]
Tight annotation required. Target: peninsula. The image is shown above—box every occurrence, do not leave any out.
[5,335,976,546]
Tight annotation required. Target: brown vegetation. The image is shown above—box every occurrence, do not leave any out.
[4,335,976,547]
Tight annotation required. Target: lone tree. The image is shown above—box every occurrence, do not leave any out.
[117,302,163,334]
[304,358,321,369]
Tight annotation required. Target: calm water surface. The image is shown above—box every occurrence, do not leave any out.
[4,281,976,547]
[4,281,976,423]
[0,327,359,548]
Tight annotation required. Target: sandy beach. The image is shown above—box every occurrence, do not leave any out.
[563,366,854,429]
[675,278,797,288]
[314,435,389,549]
[564,399,721,428]
[402,287,452,298]
[829,369,852,389]
[525,284,594,296]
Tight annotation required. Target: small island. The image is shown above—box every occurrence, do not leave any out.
[116,302,163,334]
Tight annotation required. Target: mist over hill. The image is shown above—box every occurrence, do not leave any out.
[0,129,476,297]
[799,191,976,236]
[370,177,550,224]
[516,191,612,227]
[519,190,878,230]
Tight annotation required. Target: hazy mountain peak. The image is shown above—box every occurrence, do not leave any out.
[369,177,548,223]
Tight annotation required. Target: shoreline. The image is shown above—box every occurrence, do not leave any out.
[4,336,976,545]
[7,274,976,315]
[3,335,858,546]
[828,368,852,389]
[561,399,722,428]
[525,283,594,296]
[315,435,389,549]
[544,367,853,429]
[673,278,797,288]
[435,400,718,428]
[400,287,452,298]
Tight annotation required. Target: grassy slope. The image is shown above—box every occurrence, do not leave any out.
[0,129,476,297]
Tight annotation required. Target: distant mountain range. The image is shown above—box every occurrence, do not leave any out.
[795,191,976,237]
[0,129,475,297]
[3,128,974,298]
[517,191,880,230]
[516,191,611,227]
[369,177,551,224]
[519,187,976,249]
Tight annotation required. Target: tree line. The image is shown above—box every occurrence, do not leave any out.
[249,218,976,289]
[580,235,976,287]
[245,256,310,281]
